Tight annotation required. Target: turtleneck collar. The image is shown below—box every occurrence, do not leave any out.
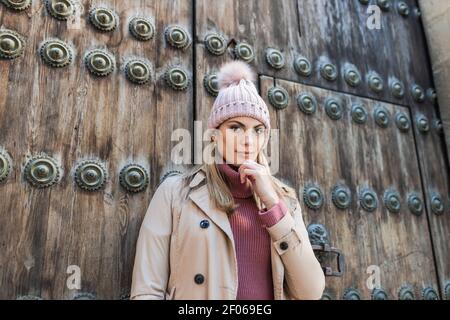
[217,162,253,199]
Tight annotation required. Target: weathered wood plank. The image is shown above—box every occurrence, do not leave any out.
[261,76,438,299]
[0,0,193,299]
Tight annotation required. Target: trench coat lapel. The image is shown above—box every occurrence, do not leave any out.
[188,169,235,245]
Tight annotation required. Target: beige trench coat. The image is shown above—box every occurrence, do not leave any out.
[130,167,326,300]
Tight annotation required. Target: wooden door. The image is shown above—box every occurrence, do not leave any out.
[0,0,193,299]
[1,0,449,300]
[195,0,450,299]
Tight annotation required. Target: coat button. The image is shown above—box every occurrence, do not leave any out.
[194,274,204,284]
[200,219,210,229]
[280,241,289,250]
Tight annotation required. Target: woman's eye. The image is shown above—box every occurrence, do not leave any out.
[255,127,265,134]
[230,126,241,132]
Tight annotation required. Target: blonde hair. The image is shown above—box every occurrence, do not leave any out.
[180,146,297,216]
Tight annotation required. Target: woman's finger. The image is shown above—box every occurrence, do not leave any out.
[240,168,258,184]
[238,163,258,182]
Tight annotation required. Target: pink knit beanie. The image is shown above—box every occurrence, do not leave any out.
[207,61,271,131]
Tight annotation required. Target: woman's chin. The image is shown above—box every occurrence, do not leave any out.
[235,154,256,164]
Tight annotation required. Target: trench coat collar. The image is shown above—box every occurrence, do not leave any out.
[188,167,235,245]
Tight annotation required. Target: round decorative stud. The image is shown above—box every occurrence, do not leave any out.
[119,164,149,193]
[85,49,115,77]
[129,17,155,41]
[359,188,378,212]
[265,48,285,69]
[24,154,61,188]
[320,292,334,300]
[445,282,450,300]
[344,67,361,87]
[397,1,410,17]
[268,86,289,110]
[411,84,425,103]
[74,160,108,192]
[73,292,96,300]
[390,80,405,99]
[395,111,410,132]
[416,115,430,134]
[398,285,415,300]
[303,184,324,210]
[120,292,130,300]
[125,59,151,85]
[371,287,388,300]
[331,185,351,210]
[307,223,329,246]
[414,8,422,17]
[165,25,191,50]
[17,295,43,300]
[89,7,118,32]
[45,0,76,21]
[407,193,423,216]
[234,41,254,62]
[433,119,443,135]
[0,29,25,60]
[325,98,343,120]
[374,105,390,128]
[0,148,12,183]
[164,65,190,91]
[430,192,444,216]
[351,104,368,125]
[368,73,384,93]
[422,287,439,300]
[383,189,401,214]
[426,88,437,105]
[293,56,312,77]
[343,288,361,300]
[204,33,227,56]
[1,0,30,11]
[320,62,338,81]
[40,39,73,68]
[297,93,317,115]
[203,73,219,97]
[377,0,391,11]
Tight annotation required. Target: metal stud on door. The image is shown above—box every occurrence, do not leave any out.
[45,0,76,21]
[129,17,155,41]
[165,25,192,50]
[325,98,343,120]
[307,223,345,277]
[234,41,254,62]
[267,86,289,110]
[0,29,25,59]
[0,148,12,183]
[293,56,312,77]
[1,0,31,11]
[204,33,227,56]
[331,184,351,210]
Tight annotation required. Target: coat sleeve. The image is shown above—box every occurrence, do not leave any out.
[130,177,174,300]
[265,197,326,300]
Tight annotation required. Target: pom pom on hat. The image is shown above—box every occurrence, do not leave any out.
[217,60,256,90]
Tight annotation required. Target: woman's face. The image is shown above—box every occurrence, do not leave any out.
[214,116,268,166]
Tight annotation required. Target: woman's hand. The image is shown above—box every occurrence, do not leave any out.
[238,160,280,209]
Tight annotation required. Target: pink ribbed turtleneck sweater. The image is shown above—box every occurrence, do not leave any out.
[216,162,288,300]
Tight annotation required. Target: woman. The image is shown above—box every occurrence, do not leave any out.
[130,61,325,300]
